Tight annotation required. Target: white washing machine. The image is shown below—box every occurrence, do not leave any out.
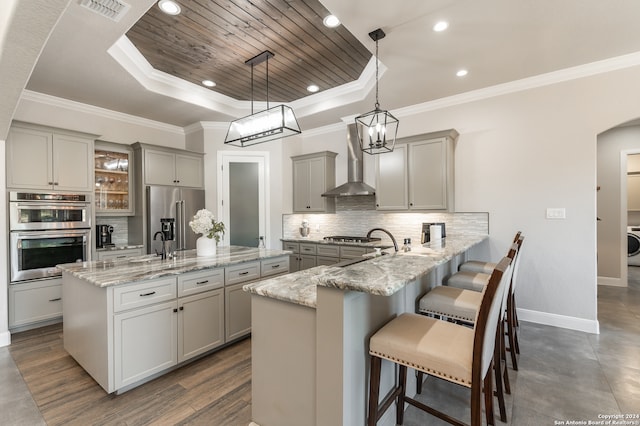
[628,226,640,266]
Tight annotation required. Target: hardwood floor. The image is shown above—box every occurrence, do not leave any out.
[8,324,252,426]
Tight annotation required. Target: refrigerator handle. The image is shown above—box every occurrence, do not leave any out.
[175,201,182,250]
[181,200,186,249]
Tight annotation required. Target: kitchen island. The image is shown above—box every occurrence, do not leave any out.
[58,246,290,394]
[244,234,488,426]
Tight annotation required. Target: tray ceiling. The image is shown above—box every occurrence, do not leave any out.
[126,0,371,102]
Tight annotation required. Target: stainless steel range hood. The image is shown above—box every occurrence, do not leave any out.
[322,124,375,197]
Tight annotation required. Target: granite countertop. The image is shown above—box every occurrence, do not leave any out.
[96,244,144,252]
[245,234,488,308]
[58,246,291,288]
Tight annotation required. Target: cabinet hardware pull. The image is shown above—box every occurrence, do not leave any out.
[173,308,178,313]
[196,280,209,285]
[179,306,184,311]
[239,271,249,275]
[140,291,156,297]
[48,182,54,185]
[54,182,59,185]
[272,264,280,268]
[49,297,62,302]
[116,255,126,259]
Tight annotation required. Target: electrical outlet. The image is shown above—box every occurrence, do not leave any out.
[546,208,566,219]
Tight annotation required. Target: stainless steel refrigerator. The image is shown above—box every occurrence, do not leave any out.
[146,186,205,254]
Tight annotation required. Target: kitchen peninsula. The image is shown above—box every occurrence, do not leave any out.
[244,234,488,426]
[58,246,290,394]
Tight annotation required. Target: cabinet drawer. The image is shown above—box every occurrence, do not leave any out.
[299,243,317,255]
[316,245,340,257]
[261,256,290,277]
[113,277,177,312]
[340,246,369,259]
[283,242,299,253]
[9,279,62,327]
[317,256,340,266]
[97,248,144,261]
[226,261,261,285]
[178,269,224,297]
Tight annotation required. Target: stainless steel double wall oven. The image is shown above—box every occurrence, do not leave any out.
[9,192,91,283]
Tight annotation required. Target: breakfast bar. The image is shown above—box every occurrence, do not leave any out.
[244,234,488,426]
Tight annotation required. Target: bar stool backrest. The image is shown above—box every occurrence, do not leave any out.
[474,256,512,379]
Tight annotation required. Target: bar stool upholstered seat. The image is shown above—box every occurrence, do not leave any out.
[367,257,512,426]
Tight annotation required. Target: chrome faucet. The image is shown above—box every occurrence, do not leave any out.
[366,228,399,252]
[153,231,168,260]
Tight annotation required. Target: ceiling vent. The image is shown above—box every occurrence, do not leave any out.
[79,0,130,22]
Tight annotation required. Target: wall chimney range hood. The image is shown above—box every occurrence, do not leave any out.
[322,124,376,197]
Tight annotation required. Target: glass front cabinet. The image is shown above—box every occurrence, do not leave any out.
[95,142,134,216]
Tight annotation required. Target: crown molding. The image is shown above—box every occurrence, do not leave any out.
[184,121,229,134]
[395,51,640,119]
[300,122,346,138]
[20,90,185,134]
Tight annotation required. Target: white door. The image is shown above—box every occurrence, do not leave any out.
[218,152,269,248]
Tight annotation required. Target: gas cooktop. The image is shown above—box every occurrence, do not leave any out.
[323,236,382,243]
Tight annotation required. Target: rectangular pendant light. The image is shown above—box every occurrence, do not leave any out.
[224,104,301,147]
[224,51,301,147]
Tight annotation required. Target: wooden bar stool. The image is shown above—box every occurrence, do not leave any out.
[367,256,512,426]
[417,243,519,422]
[446,236,525,371]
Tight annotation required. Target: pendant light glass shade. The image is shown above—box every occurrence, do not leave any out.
[224,50,301,147]
[225,104,301,147]
[356,28,398,155]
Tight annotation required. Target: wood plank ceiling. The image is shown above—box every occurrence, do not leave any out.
[126,0,371,102]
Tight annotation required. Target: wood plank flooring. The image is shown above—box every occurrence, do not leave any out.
[8,324,252,426]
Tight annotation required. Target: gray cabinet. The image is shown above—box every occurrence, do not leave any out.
[7,122,94,192]
[133,143,204,188]
[8,278,62,330]
[292,151,337,213]
[178,289,225,362]
[225,261,260,341]
[282,242,373,269]
[375,130,457,211]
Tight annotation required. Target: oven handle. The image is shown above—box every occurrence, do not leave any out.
[11,203,90,210]
[11,229,91,239]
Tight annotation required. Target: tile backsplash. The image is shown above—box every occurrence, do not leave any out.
[283,209,488,246]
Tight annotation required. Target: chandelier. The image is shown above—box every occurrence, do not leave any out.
[355,28,399,155]
[225,51,301,147]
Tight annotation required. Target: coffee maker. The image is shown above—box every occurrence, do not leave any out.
[96,224,114,248]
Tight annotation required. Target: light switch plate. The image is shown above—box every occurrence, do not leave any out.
[546,208,566,219]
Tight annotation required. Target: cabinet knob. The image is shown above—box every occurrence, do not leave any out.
[48,182,54,185]
[173,308,178,313]
[409,202,413,206]
[179,306,184,311]
[54,182,59,186]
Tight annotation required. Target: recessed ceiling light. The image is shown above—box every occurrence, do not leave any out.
[307,84,319,93]
[456,69,468,77]
[202,80,216,87]
[158,0,181,15]
[433,21,449,32]
[323,14,340,28]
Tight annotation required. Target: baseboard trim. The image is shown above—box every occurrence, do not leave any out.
[517,308,600,334]
[0,330,11,348]
[597,276,626,287]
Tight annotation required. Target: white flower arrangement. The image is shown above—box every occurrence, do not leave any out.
[189,209,225,243]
